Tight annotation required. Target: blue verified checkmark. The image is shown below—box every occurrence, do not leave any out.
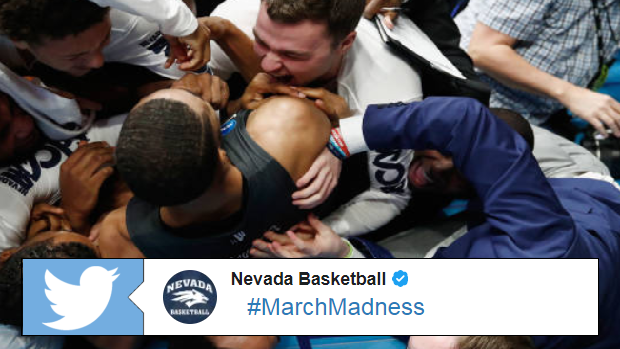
[392,270,408,287]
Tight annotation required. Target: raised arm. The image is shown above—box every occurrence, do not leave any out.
[89,0,197,36]
[90,0,213,71]
[199,17,261,82]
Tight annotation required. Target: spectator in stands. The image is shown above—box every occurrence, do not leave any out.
[455,0,620,138]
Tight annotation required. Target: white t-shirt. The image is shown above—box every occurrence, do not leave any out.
[0,9,186,80]
[210,0,424,236]
[0,114,126,252]
[90,0,198,37]
[103,9,187,79]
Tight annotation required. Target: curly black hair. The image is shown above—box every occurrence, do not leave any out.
[116,98,220,207]
[0,240,98,326]
[0,0,109,44]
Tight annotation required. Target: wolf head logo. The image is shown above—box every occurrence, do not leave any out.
[171,289,209,308]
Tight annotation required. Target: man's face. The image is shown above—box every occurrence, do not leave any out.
[408,150,471,197]
[253,3,347,86]
[0,92,42,164]
[17,13,112,77]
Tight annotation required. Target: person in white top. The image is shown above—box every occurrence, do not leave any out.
[0,0,212,149]
[0,112,125,253]
[0,0,208,148]
[206,0,423,236]
[88,0,211,71]
[0,0,207,79]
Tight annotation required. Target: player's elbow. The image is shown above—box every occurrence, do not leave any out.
[467,41,491,68]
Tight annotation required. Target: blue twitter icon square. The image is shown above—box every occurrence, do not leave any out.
[22,259,143,335]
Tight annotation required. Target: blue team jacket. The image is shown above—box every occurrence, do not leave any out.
[362,98,620,349]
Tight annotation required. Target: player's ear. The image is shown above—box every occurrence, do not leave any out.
[336,31,357,55]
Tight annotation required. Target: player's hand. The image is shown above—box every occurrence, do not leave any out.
[172,73,230,110]
[250,232,289,258]
[363,0,402,29]
[250,225,316,258]
[59,141,115,234]
[251,214,349,258]
[240,73,305,110]
[164,35,190,69]
[292,148,341,209]
[561,86,620,138]
[27,203,72,239]
[174,16,236,71]
[165,21,211,71]
[293,87,351,127]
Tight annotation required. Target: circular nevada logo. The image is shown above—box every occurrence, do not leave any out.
[163,270,217,324]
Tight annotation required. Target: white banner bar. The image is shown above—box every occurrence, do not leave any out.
[130,259,598,335]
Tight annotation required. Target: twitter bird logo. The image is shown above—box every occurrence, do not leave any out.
[43,266,120,331]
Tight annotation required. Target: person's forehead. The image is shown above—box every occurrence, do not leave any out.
[146,88,207,113]
[255,4,331,52]
[22,230,89,247]
[35,16,111,55]
[141,89,218,132]
[52,231,95,246]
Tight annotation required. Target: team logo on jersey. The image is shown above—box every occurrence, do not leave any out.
[163,270,217,324]
[0,136,86,196]
[220,117,237,136]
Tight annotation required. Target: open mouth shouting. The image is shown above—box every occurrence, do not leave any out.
[408,159,436,189]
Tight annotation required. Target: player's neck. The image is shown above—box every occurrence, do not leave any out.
[160,166,244,228]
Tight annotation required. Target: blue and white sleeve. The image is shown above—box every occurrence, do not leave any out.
[90,0,198,37]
